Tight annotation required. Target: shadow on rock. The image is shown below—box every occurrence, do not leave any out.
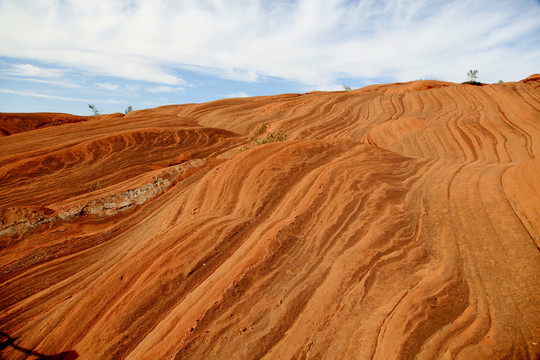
[0,331,78,359]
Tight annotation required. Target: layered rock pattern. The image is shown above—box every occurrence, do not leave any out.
[1,76,539,359]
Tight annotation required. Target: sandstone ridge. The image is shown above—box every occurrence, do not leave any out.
[1,77,539,359]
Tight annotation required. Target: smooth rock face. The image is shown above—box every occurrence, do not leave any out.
[1,77,539,360]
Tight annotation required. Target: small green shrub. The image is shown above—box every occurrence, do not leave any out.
[88,104,100,115]
[249,124,288,146]
[462,70,482,85]
[467,70,478,82]
[251,123,268,144]
[462,81,482,86]
[259,131,287,144]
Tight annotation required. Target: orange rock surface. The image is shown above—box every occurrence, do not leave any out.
[0,112,124,137]
[1,77,539,359]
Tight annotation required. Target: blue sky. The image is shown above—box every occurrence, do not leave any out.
[1,0,539,115]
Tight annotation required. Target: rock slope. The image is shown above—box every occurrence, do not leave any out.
[0,76,539,359]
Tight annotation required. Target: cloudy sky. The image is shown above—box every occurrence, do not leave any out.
[1,0,539,115]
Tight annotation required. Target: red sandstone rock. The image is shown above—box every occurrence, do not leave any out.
[0,76,539,359]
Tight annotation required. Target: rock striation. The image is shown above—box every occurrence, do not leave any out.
[0,77,539,359]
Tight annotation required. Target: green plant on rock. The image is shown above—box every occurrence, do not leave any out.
[88,104,100,115]
[467,70,478,82]
[249,123,288,146]
[260,131,287,144]
[251,123,268,144]
[462,70,481,85]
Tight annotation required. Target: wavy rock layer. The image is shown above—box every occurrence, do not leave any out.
[1,76,539,359]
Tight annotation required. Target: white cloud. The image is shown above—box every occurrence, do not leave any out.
[12,63,64,78]
[126,84,141,91]
[0,88,122,103]
[225,92,249,98]
[1,63,65,78]
[146,85,183,93]
[0,0,539,88]
[95,82,119,91]
[0,76,82,88]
